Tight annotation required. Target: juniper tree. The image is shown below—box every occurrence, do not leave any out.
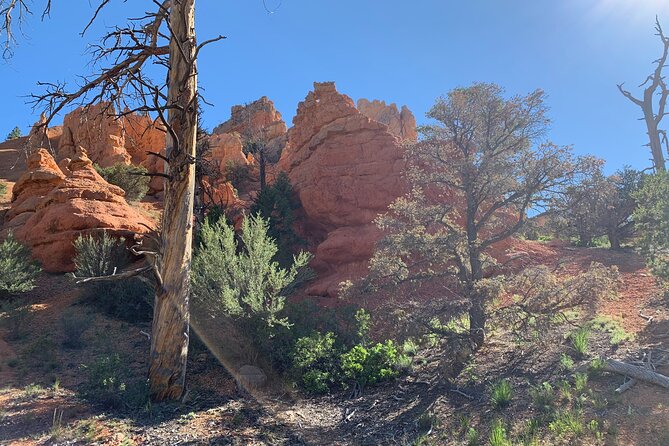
[368,83,596,348]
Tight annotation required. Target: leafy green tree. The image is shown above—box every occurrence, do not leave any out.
[366,83,595,349]
[5,126,21,140]
[633,172,669,281]
[0,233,40,295]
[191,214,311,328]
[251,171,301,267]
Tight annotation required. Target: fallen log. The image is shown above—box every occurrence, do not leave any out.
[603,359,669,389]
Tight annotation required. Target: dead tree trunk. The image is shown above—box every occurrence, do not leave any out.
[618,18,669,172]
[148,0,198,401]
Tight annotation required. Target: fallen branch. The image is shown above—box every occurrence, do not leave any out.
[615,378,637,394]
[73,266,152,284]
[602,359,669,389]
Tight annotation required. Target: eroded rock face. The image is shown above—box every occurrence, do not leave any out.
[57,104,166,192]
[357,98,417,142]
[278,82,409,296]
[3,149,65,230]
[213,96,288,163]
[7,147,155,272]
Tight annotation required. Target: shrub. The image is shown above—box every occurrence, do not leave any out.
[257,300,362,375]
[191,214,311,328]
[0,233,40,295]
[61,309,93,348]
[489,379,513,409]
[0,181,6,196]
[292,331,338,393]
[340,340,403,389]
[95,163,150,201]
[73,231,153,322]
[79,354,149,410]
[549,408,585,438]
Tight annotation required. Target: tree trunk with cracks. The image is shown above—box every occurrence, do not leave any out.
[148,0,198,401]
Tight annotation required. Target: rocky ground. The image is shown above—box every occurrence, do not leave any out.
[1,243,668,445]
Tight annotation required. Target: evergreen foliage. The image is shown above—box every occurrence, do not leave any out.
[73,231,153,322]
[251,171,302,267]
[94,163,150,201]
[191,214,311,328]
[6,126,21,140]
[0,232,40,295]
[633,172,669,281]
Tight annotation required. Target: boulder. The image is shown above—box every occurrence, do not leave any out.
[8,147,156,272]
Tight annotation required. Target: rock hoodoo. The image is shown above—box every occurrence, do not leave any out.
[213,96,288,163]
[3,149,65,231]
[4,147,155,272]
[278,82,409,296]
[57,103,167,193]
[357,98,418,142]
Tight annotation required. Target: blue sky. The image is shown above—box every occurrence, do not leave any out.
[2,0,669,173]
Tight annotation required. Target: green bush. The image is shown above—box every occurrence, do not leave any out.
[73,231,153,322]
[489,419,511,446]
[95,163,150,201]
[340,340,402,389]
[191,214,311,328]
[0,233,40,295]
[79,353,149,410]
[255,300,362,375]
[292,331,338,393]
[288,309,405,394]
[0,181,6,197]
[529,381,555,413]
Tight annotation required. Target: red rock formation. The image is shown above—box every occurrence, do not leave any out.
[278,82,408,296]
[357,98,418,142]
[3,149,65,230]
[7,147,155,272]
[59,103,131,167]
[213,96,288,162]
[209,133,249,168]
[57,104,167,193]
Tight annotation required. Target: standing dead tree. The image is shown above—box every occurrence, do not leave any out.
[618,17,669,172]
[0,0,224,401]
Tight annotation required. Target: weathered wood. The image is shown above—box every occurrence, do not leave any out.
[148,0,198,401]
[603,359,669,389]
[614,378,637,394]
